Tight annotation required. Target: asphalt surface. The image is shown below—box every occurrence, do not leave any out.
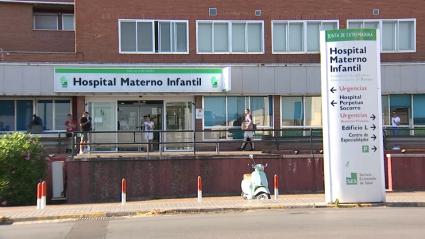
[3,192,425,224]
[2,207,425,239]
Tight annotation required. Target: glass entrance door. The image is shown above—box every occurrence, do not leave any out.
[117,101,163,151]
[165,101,193,151]
[117,101,139,151]
[89,102,117,151]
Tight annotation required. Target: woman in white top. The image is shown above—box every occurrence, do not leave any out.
[240,109,254,151]
[143,115,155,151]
[391,111,401,136]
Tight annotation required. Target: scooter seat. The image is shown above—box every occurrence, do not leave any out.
[243,174,251,180]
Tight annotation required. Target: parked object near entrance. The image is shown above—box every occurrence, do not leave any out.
[241,155,271,200]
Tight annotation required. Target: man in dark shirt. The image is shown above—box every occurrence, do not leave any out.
[29,114,43,133]
[79,111,91,154]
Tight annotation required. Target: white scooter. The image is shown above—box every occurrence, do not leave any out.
[241,155,271,200]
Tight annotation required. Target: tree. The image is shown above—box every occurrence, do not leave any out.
[0,132,45,206]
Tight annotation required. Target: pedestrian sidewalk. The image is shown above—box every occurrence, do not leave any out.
[1,192,425,223]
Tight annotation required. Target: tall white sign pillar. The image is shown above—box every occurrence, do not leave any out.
[320,29,386,203]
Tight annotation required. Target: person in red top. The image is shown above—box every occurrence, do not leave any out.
[64,113,76,153]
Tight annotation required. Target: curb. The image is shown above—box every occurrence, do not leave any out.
[2,205,316,224]
[1,202,424,224]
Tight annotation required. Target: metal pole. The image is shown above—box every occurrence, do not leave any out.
[71,132,75,159]
[160,131,163,159]
[193,129,196,156]
[310,128,313,155]
[147,137,150,159]
[58,132,62,153]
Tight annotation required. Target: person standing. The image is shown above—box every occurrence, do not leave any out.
[64,113,76,153]
[79,111,91,154]
[143,115,155,152]
[29,114,43,133]
[240,109,255,151]
[391,111,401,136]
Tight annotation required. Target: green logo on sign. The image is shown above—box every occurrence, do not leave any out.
[346,172,358,185]
[362,145,369,153]
[211,76,218,88]
[60,76,68,88]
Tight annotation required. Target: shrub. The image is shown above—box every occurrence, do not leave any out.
[0,132,46,206]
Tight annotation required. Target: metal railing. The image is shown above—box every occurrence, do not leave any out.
[69,127,323,159]
[3,126,425,159]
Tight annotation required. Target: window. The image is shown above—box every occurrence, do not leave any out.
[389,95,411,126]
[33,12,75,31]
[204,97,226,127]
[0,99,71,132]
[304,97,322,126]
[413,95,425,125]
[0,100,15,131]
[203,96,272,139]
[382,95,390,125]
[37,100,71,131]
[197,21,264,53]
[281,96,322,126]
[16,100,33,131]
[281,97,303,126]
[250,96,272,127]
[227,96,246,127]
[34,13,58,30]
[119,20,188,53]
[37,100,53,130]
[347,19,416,52]
[62,14,75,31]
[272,20,338,53]
[204,96,272,128]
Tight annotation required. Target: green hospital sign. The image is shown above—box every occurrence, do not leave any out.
[54,67,231,93]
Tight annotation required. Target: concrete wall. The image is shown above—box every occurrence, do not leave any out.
[62,154,425,203]
[386,154,425,191]
[1,63,425,96]
[65,156,324,203]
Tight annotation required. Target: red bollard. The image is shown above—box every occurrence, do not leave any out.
[121,178,127,205]
[41,181,46,209]
[197,176,202,202]
[36,182,41,209]
[274,174,279,200]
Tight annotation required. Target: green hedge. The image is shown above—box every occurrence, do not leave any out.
[0,133,46,206]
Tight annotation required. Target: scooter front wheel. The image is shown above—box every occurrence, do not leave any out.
[256,193,270,200]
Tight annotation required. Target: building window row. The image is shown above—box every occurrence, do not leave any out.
[118,18,415,54]
[119,20,188,53]
[0,99,71,132]
[280,94,425,130]
[33,12,74,31]
[197,21,264,53]
[347,19,415,52]
[272,20,338,53]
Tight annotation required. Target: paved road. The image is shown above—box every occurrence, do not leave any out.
[1,208,425,239]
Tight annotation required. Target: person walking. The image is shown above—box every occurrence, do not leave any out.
[240,109,255,151]
[142,115,155,152]
[79,111,91,154]
[64,113,76,153]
